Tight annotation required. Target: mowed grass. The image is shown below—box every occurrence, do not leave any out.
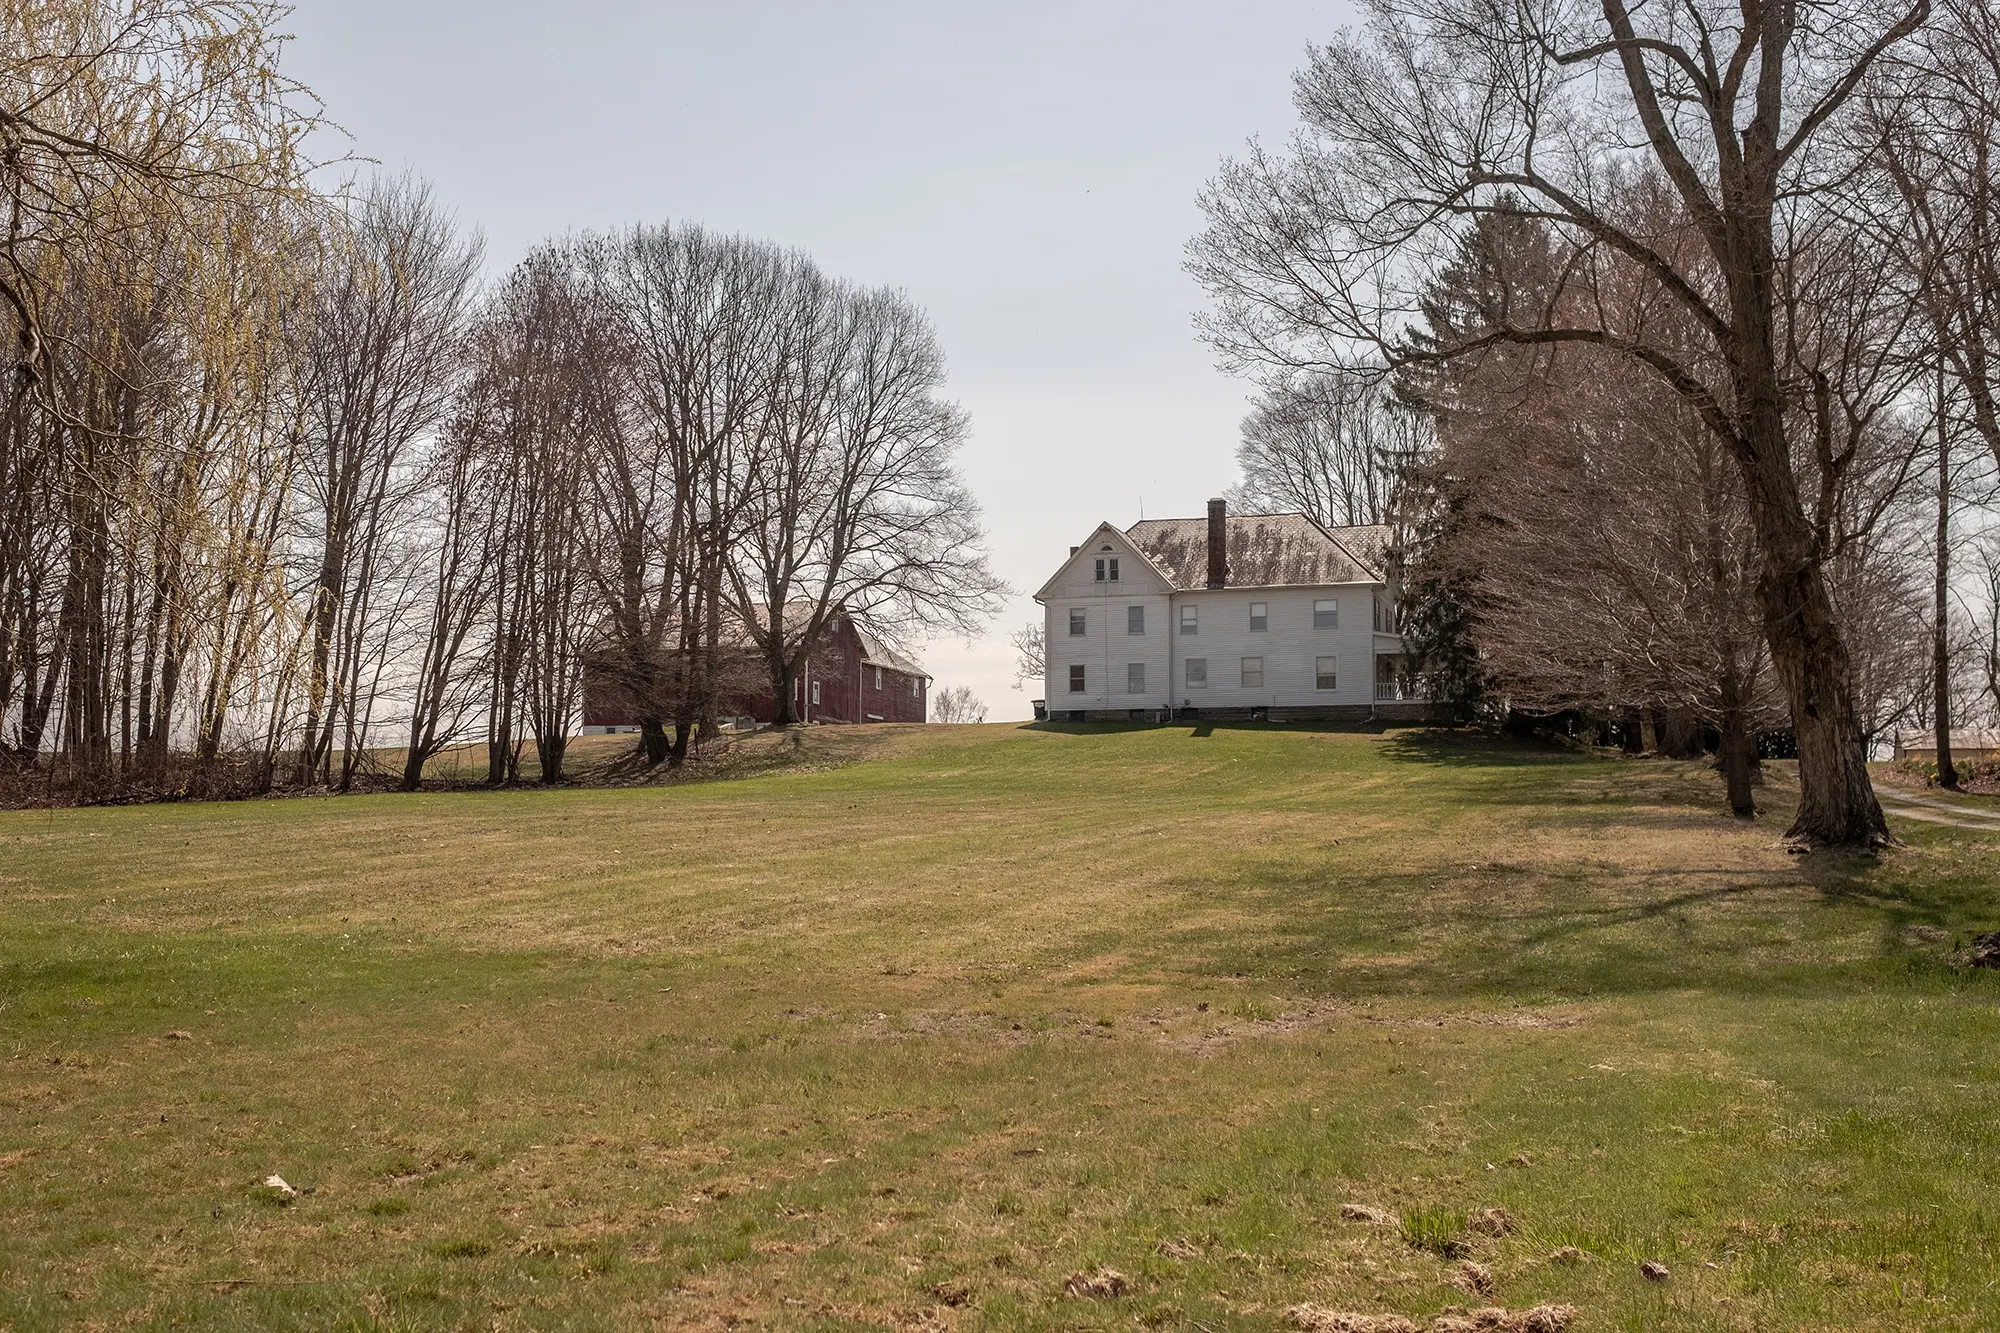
[2,724,1997,1331]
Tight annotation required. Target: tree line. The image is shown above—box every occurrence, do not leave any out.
[0,2,1000,799]
[1192,0,2000,846]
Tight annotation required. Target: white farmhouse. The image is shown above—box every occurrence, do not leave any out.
[1033,500,1424,721]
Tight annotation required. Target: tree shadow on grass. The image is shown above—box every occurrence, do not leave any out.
[1792,843,2000,953]
[1150,827,1996,1005]
[1379,727,1600,769]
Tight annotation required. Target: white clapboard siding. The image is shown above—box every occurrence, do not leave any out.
[1041,525,1175,710]
[1035,517,1404,713]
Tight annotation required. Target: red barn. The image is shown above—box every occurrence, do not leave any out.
[581,610,930,732]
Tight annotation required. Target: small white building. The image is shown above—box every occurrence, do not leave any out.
[1892,729,2000,761]
[1033,500,1423,721]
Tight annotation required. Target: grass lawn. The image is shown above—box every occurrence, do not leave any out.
[2,723,1997,1331]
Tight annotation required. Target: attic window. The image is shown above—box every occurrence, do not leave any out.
[873,666,883,689]
[1100,544,1113,551]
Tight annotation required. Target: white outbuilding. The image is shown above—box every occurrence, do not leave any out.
[1033,499,1426,722]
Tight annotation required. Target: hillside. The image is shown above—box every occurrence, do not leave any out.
[2,723,1996,1330]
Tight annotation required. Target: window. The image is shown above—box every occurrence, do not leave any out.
[1068,664,1086,693]
[1180,604,1198,635]
[1314,598,1339,630]
[1093,556,1122,581]
[1094,558,1106,582]
[812,680,822,704]
[911,676,919,696]
[1241,656,1264,688]
[1373,591,1394,632]
[1249,601,1268,632]
[1127,605,1145,635]
[873,666,883,690]
[1069,608,1086,636]
[1186,657,1208,689]
[1315,656,1338,691]
[1127,662,1146,694]
[1109,557,1120,581]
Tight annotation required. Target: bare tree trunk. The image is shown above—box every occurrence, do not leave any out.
[1757,545,1885,841]
[1717,667,1757,818]
[1735,307,1887,845]
[1620,707,1644,754]
[1934,371,1959,790]
[640,718,671,765]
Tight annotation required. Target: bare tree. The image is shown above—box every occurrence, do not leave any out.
[1192,0,1932,845]
[732,274,1004,725]
[1865,0,2000,467]
[615,223,790,766]
[1931,372,1962,787]
[397,418,490,791]
[292,177,480,789]
[1230,370,1423,526]
[931,684,987,724]
[443,246,611,785]
[1978,538,2000,724]
[1009,622,1045,693]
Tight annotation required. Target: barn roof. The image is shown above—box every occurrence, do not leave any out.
[590,602,929,680]
[853,623,929,681]
[1123,512,1388,589]
[748,602,929,680]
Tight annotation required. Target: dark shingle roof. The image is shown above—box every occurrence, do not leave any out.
[1124,513,1386,589]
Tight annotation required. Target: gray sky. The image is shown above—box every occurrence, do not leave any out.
[286,1,1357,720]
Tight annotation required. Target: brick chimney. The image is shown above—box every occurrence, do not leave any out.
[1206,498,1228,588]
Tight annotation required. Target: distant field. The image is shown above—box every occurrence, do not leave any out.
[2,723,1997,1331]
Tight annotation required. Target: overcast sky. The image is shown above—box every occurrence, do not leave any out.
[284,1,1358,720]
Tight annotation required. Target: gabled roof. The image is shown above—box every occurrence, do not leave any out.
[1031,522,1177,601]
[603,599,929,680]
[1124,512,1387,589]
